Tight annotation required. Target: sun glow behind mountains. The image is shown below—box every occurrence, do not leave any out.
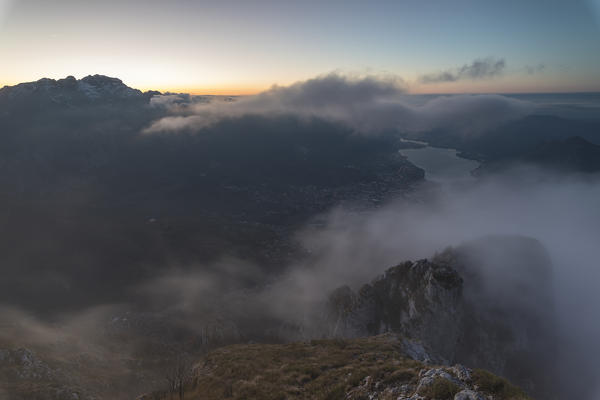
[1,0,599,94]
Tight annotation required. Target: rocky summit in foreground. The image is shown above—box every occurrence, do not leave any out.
[0,236,556,400]
[323,236,558,399]
[139,334,531,400]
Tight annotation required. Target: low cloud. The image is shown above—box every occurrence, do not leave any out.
[144,72,532,136]
[149,93,192,108]
[0,304,162,399]
[419,57,506,83]
[281,166,600,398]
[129,165,600,400]
[113,165,600,398]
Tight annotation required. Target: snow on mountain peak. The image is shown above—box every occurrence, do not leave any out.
[0,75,152,106]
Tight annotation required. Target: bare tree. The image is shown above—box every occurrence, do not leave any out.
[165,355,193,400]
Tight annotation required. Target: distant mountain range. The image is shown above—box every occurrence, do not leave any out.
[474,136,600,174]
[403,112,600,173]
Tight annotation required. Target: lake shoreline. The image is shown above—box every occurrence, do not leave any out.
[398,145,481,183]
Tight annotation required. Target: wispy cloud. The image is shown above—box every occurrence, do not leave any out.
[419,57,506,84]
[525,63,546,75]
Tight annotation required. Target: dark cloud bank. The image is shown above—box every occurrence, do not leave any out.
[1,73,600,399]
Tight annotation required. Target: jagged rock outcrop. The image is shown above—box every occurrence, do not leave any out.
[327,260,464,363]
[325,235,559,399]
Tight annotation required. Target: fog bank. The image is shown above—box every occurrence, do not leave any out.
[145,73,533,136]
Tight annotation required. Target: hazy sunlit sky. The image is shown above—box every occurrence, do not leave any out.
[1,0,599,94]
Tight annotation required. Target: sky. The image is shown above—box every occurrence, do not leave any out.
[0,0,599,94]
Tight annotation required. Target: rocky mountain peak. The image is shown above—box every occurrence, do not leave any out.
[80,74,124,86]
[0,74,155,110]
[324,235,559,399]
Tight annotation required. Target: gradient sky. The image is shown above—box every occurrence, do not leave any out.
[1,0,599,94]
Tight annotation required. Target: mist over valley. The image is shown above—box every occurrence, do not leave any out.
[0,73,599,400]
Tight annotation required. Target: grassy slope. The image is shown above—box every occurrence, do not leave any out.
[156,335,531,400]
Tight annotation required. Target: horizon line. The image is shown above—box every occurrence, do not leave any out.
[144,88,600,96]
[2,76,600,97]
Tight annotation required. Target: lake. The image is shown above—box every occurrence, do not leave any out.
[399,146,480,183]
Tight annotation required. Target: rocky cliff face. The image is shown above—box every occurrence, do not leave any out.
[327,260,464,363]
[325,235,558,399]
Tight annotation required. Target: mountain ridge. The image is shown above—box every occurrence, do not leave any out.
[0,74,158,110]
